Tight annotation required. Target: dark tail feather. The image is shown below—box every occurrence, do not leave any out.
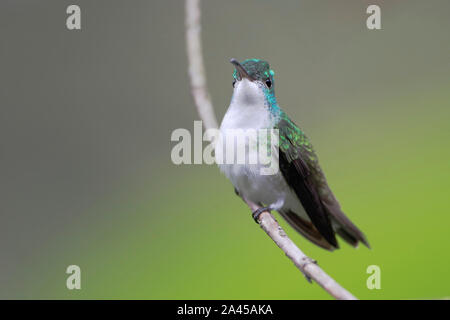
[279,210,338,251]
[336,227,359,247]
[323,201,370,248]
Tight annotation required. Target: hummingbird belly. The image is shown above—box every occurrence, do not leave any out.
[219,160,309,221]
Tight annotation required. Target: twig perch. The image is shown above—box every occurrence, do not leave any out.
[185,0,357,300]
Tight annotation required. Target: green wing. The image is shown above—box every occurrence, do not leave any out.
[276,115,370,249]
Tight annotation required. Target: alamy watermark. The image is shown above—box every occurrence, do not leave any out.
[65,4,381,32]
[366,265,381,290]
[66,265,81,290]
[171,121,279,175]
[66,5,81,30]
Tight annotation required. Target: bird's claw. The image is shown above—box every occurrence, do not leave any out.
[252,207,271,223]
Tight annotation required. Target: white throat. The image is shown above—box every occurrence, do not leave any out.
[220,79,270,131]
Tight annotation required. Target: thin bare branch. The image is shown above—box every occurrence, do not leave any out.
[185,0,218,134]
[184,0,357,300]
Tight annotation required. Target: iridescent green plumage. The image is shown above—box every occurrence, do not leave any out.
[278,116,316,162]
[233,59,274,83]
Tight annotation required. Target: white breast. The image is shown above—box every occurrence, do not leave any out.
[215,79,299,212]
[220,79,271,131]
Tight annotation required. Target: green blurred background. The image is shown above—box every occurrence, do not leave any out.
[1,0,449,299]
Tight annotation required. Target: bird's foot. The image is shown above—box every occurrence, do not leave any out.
[252,206,271,223]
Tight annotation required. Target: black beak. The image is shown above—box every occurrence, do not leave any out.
[230,58,254,81]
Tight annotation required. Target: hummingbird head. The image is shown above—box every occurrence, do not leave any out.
[230,58,277,109]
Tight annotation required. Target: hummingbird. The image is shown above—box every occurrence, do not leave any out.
[216,58,369,251]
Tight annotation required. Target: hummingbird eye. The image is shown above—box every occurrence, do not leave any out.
[232,79,236,88]
[265,79,272,88]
